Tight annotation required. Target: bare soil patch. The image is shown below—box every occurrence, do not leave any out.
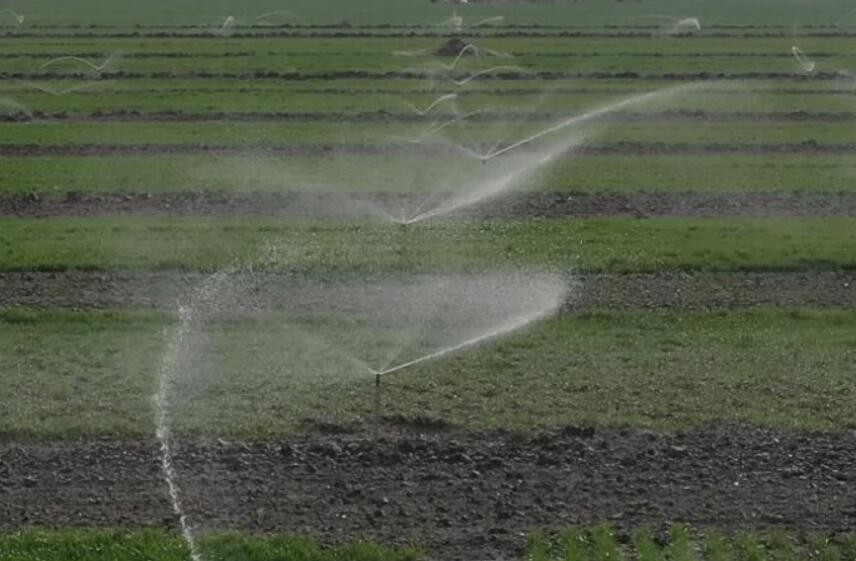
[3,191,856,220]
[1,270,853,312]
[2,141,854,158]
[9,109,855,124]
[2,423,855,560]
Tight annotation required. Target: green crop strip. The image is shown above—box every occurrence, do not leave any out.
[4,308,855,439]
[0,217,853,274]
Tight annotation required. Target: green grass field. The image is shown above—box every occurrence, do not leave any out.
[5,308,856,438]
[1,217,854,273]
[2,1,855,559]
[2,526,854,561]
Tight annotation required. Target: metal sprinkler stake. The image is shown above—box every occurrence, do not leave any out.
[374,372,382,424]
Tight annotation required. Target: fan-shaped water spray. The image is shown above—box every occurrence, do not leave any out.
[39,55,114,75]
[153,269,568,559]
[381,82,704,224]
[0,9,24,26]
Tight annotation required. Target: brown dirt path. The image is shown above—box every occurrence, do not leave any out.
[4,192,856,220]
[1,270,853,312]
[2,423,855,560]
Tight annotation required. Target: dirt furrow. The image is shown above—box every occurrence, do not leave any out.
[2,423,855,560]
[1,270,853,312]
[0,141,852,158]
[3,70,852,81]
[7,110,854,124]
[4,192,856,220]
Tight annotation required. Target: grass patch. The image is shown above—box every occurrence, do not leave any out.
[0,217,854,273]
[4,525,854,561]
[4,152,856,196]
[0,530,420,561]
[526,525,856,561]
[6,121,856,148]
[4,308,856,439]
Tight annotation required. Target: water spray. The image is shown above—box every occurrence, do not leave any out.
[216,16,236,36]
[440,10,463,30]
[153,272,233,561]
[360,276,566,421]
[792,46,816,73]
[0,97,33,119]
[0,9,24,26]
[405,93,459,116]
[624,14,701,34]
[17,79,101,96]
[433,44,481,72]
[407,107,492,144]
[480,84,701,162]
[154,304,204,561]
[393,47,434,58]
[395,83,704,223]
[669,17,701,33]
[472,16,504,28]
[452,66,517,87]
[39,55,114,75]
[245,10,302,26]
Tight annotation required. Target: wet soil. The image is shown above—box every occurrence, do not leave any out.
[9,109,856,124]
[1,270,853,312]
[2,423,855,560]
[11,30,856,40]
[5,191,856,220]
[5,69,853,82]
[1,141,853,158]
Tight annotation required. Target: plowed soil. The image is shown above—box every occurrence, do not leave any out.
[5,191,856,220]
[2,423,855,560]
[0,142,852,157]
[1,270,854,311]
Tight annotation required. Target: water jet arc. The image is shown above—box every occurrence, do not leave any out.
[482,83,701,162]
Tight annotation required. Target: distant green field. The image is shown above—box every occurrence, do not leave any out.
[8,0,856,27]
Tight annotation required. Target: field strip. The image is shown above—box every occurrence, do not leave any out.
[4,192,856,220]
[2,141,856,157]
[0,216,855,273]
[6,30,856,39]
[2,424,854,560]
[0,51,847,60]
[6,70,856,81]
[2,270,853,311]
[12,111,856,123]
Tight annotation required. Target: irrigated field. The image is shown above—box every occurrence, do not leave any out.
[2,1,856,560]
